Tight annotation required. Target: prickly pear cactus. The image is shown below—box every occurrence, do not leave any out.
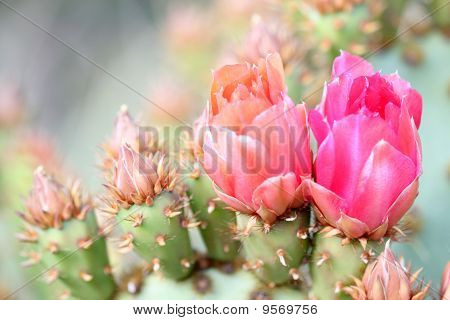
[237,208,310,285]
[310,231,382,299]
[17,168,116,300]
[116,192,195,280]
[186,168,239,262]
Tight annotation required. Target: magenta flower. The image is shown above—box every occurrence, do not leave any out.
[441,262,450,300]
[304,51,422,239]
[197,53,311,224]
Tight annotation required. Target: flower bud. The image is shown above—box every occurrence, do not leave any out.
[105,144,178,209]
[19,167,89,229]
[103,106,156,170]
[345,243,429,300]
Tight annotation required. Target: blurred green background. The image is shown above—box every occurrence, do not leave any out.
[0,0,448,299]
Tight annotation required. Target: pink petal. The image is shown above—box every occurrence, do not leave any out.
[331,51,374,79]
[318,76,352,125]
[265,53,286,104]
[386,177,419,228]
[302,179,348,226]
[213,184,254,214]
[252,173,298,216]
[326,114,397,201]
[402,88,422,129]
[314,133,335,189]
[349,141,416,230]
[309,109,330,146]
[336,213,370,238]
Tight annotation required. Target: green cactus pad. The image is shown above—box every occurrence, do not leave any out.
[118,269,308,300]
[36,212,116,300]
[187,174,239,261]
[237,208,310,285]
[116,191,194,280]
[310,232,382,299]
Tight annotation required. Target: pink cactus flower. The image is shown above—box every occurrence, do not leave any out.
[197,53,312,225]
[441,262,450,300]
[20,167,89,229]
[346,243,428,300]
[304,51,422,239]
[107,144,178,208]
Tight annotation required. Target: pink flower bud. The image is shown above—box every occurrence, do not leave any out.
[197,53,311,224]
[20,167,88,229]
[345,244,428,300]
[107,144,178,208]
[441,262,450,300]
[304,51,422,239]
[103,106,155,170]
[362,245,412,300]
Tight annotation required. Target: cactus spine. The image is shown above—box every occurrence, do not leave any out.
[237,208,310,285]
[186,167,239,262]
[115,192,194,280]
[17,168,116,299]
[309,230,382,299]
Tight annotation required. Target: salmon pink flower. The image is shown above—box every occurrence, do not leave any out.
[304,51,422,239]
[197,53,312,224]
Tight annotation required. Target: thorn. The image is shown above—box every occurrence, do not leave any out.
[284,212,297,221]
[207,200,215,214]
[77,237,93,250]
[79,271,93,282]
[164,208,181,218]
[180,258,191,269]
[360,250,373,264]
[410,268,423,284]
[155,234,166,246]
[182,220,202,229]
[359,238,367,250]
[103,265,112,275]
[341,237,351,246]
[263,223,272,233]
[393,226,406,237]
[276,249,287,267]
[316,252,330,267]
[267,282,276,289]
[21,252,41,267]
[151,258,161,272]
[117,233,134,253]
[335,281,344,294]
[223,244,230,253]
[47,242,59,254]
[319,226,334,234]
[44,269,59,284]
[289,268,300,280]
[130,213,144,227]
[254,260,264,270]
[16,228,38,243]
[323,228,342,239]
[296,228,308,240]
[242,216,257,237]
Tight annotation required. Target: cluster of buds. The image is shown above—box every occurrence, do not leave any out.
[18,167,90,229]
[345,243,429,300]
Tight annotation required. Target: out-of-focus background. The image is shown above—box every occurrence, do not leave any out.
[0,0,449,298]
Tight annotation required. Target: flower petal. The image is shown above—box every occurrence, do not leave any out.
[252,173,298,217]
[336,213,370,239]
[386,177,419,228]
[332,50,374,79]
[213,183,254,214]
[349,141,416,230]
[303,179,347,226]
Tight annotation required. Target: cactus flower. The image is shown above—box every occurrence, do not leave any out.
[441,262,450,300]
[19,167,89,229]
[197,53,311,225]
[345,244,428,300]
[105,144,178,209]
[304,51,422,239]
